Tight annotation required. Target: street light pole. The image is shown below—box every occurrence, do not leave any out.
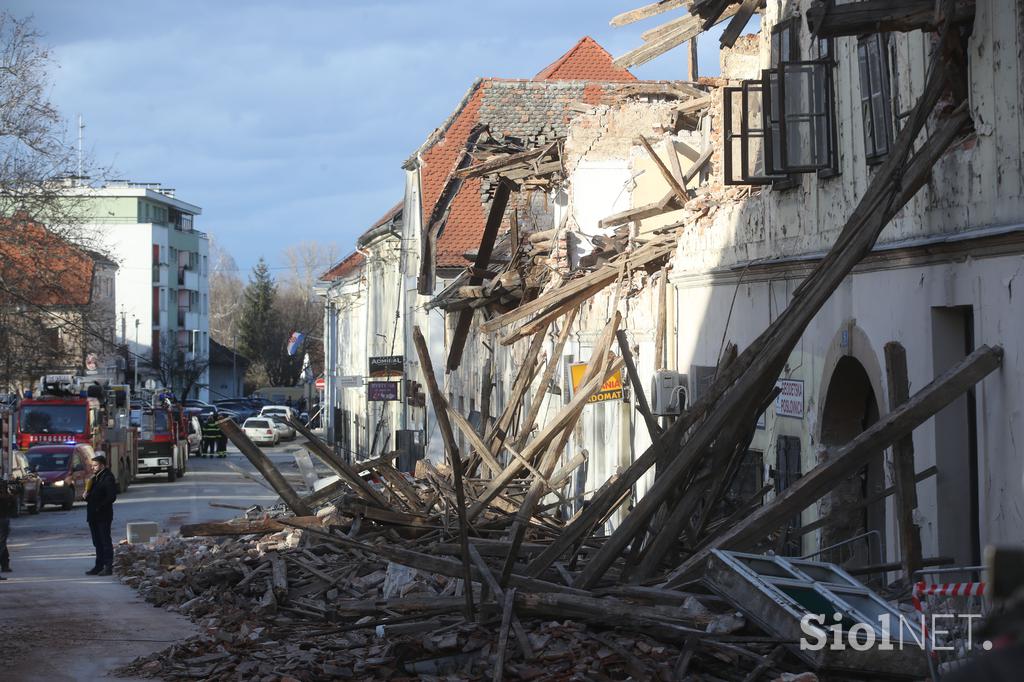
[134,318,140,388]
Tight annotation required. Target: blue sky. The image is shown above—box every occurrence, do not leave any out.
[11,1,731,274]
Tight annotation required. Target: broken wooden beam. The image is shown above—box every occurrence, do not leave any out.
[667,344,1002,584]
[885,341,924,579]
[180,516,323,538]
[610,0,686,27]
[616,329,663,441]
[638,135,690,204]
[290,417,390,509]
[412,325,476,620]
[219,417,313,517]
[806,0,974,39]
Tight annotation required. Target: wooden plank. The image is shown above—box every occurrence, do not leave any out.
[448,178,514,371]
[638,135,690,204]
[687,37,699,81]
[412,325,476,620]
[180,516,322,538]
[614,6,739,68]
[480,235,676,334]
[806,0,974,38]
[598,191,682,230]
[515,308,578,450]
[719,0,763,49]
[666,345,1003,585]
[616,329,662,441]
[468,355,626,522]
[655,266,668,369]
[453,143,555,180]
[885,341,924,579]
[681,144,714,185]
[497,314,622,588]
[610,0,686,27]
[269,552,288,602]
[291,417,390,509]
[493,588,516,682]
[219,418,312,517]
[447,403,504,478]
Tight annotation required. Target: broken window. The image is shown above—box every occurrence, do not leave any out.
[857,33,894,164]
[704,550,928,677]
[723,17,838,185]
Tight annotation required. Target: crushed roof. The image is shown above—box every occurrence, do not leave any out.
[415,37,639,269]
[534,36,638,82]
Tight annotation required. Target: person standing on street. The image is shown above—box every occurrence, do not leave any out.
[0,481,16,579]
[201,416,221,457]
[84,454,117,576]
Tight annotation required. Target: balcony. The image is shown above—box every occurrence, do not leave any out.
[177,267,200,290]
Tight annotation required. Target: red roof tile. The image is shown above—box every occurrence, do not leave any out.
[417,38,639,270]
[0,215,96,306]
[534,36,637,82]
[320,251,365,282]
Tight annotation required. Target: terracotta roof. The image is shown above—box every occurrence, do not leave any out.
[368,201,403,232]
[412,38,644,270]
[320,251,365,282]
[0,215,96,306]
[534,36,638,82]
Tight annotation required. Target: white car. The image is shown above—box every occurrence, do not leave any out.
[268,415,296,441]
[242,418,280,445]
[260,405,298,423]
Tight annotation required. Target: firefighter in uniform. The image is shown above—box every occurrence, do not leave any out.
[201,416,221,457]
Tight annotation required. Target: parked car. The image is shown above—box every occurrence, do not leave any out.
[25,443,95,511]
[260,405,298,423]
[10,450,41,515]
[242,418,279,445]
[184,401,218,419]
[214,400,258,420]
[184,412,203,454]
[268,415,296,441]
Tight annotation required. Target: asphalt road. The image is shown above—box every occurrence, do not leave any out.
[0,442,309,682]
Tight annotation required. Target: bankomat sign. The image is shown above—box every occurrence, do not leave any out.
[369,356,404,377]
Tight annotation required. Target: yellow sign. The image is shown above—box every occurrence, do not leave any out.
[569,363,624,404]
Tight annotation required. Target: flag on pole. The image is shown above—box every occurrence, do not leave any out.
[287,331,305,356]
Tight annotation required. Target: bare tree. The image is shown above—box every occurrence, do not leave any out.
[281,240,340,297]
[145,331,210,400]
[208,237,245,347]
[0,13,113,390]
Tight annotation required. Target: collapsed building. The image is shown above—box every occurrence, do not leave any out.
[119,2,1023,679]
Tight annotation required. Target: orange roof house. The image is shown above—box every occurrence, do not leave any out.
[407,37,642,292]
[0,215,97,306]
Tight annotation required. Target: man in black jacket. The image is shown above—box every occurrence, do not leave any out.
[85,454,117,576]
[0,481,15,579]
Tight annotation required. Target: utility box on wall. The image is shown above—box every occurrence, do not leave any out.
[395,429,424,473]
[651,370,687,416]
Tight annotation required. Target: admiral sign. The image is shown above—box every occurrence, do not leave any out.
[369,355,404,378]
[569,363,624,404]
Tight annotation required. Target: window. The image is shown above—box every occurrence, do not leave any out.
[723,17,838,185]
[857,33,893,163]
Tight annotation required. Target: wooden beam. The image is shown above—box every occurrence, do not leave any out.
[655,266,668,370]
[885,341,924,579]
[290,416,390,509]
[515,308,579,450]
[453,144,555,180]
[598,192,682,230]
[638,135,690,204]
[667,345,1002,585]
[219,418,313,517]
[180,516,322,537]
[611,0,687,27]
[687,36,699,81]
[448,178,514,371]
[719,0,764,48]
[806,0,974,39]
[616,329,662,441]
[614,6,739,68]
[412,325,476,620]
[681,144,714,185]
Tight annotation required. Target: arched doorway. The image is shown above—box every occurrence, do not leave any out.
[818,357,885,567]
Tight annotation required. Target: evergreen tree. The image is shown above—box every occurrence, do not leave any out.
[237,258,278,381]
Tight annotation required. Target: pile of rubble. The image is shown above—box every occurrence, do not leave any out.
[115,502,822,682]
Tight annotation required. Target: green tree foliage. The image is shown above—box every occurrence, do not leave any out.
[237,258,308,387]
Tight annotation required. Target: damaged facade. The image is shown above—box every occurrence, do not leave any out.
[303,3,1023,674]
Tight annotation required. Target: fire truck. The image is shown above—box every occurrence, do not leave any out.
[132,392,188,482]
[16,375,138,492]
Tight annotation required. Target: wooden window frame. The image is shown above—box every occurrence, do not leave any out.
[857,33,894,165]
[767,18,801,189]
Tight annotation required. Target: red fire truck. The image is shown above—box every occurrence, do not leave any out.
[17,375,138,492]
[134,393,188,482]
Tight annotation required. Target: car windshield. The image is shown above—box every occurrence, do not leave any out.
[246,420,269,428]
[20,405,87,434]
[27,451,72,472]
